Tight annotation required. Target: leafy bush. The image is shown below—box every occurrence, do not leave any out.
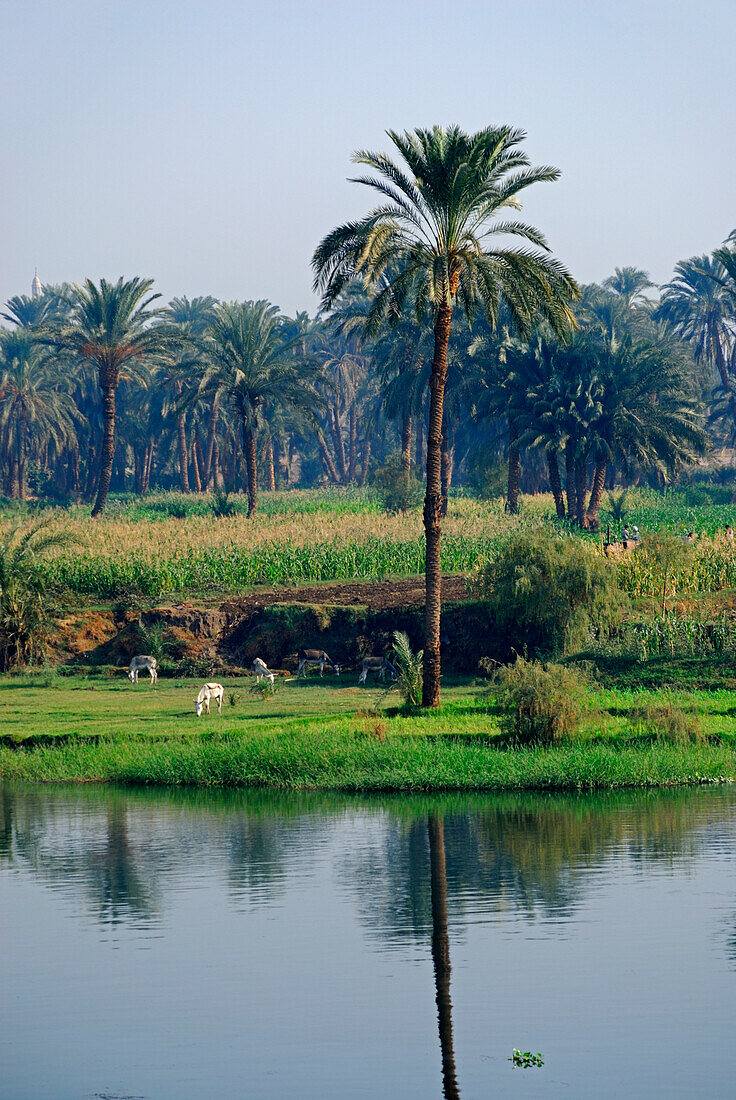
[0,521,75,670]
[470,456,509,501]
[373,454,424,513]
[493,657,590,744]
[211,490,236,518]
[632,694,703,743]
[478,531,622,656]
[392,630,423,706]
[176,653,217,678]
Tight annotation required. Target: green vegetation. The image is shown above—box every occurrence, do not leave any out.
[0,520,73,669]
[392,630,423,707]
[477,530,621,655]
[493,658,591,745]
[0,674,735,790]
[510,1051,544,1069]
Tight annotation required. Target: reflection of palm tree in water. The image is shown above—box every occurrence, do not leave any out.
[429,815,460,1100]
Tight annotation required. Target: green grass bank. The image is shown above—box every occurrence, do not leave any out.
[2,673,735,792]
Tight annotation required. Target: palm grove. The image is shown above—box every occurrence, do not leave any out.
[1,125,734,703]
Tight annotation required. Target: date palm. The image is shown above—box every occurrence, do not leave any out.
[314,124,577,704]
[52,278,173,516]
[0,330,79,499]
[656,256,736,428]
[203,300,322,515]
[163,295,219,491]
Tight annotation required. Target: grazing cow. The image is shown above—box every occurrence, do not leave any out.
[358,655,398,684]
[194,682,224,716]
[128,655,158,684]
[296,649,341,678]
[252,657,275,685]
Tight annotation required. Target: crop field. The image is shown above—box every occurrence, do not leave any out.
[4,485,736,600]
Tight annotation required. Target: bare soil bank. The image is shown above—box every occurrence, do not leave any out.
[51,574,474,672]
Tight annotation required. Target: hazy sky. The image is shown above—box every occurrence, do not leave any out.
[2,0,734,315]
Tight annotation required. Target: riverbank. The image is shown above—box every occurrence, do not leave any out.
[1,674,735,791]
[1,727,734,790]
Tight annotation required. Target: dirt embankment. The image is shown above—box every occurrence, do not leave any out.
[52,574,475,670]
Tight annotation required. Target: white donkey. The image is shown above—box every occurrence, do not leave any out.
[194,682,224,716]
[297,648,341,678]
[128,655,158,684]
[358,655,398,684]
[252,657,275,685]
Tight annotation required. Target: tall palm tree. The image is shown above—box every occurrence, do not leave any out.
[163,295,219,491]
[51,277,172,516]
[203,300,322,515]
[603,266,654,307]
[656,255,736,428]
[0,329,79,499]
[313,124,577,706]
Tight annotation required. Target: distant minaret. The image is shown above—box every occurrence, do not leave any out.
[31,269,42,299]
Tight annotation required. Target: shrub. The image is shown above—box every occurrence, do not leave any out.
[176,653,217,678]
[392,630,423,706]
[0,520,76,670]
[477,531,622,656]
[632,694,703,744]
[493,657,590,744]
[373,454,424,513]
[211,490,236,518]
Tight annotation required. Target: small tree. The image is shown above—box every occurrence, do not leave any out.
[478,531,622,655]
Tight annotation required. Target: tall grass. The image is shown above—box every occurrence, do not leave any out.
[0,727,733,790]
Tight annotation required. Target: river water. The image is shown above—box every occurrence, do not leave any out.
[2,783,736,1099]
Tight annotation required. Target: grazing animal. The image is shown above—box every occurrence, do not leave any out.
[128,655,158,684]
[297,648,341,678]
[194,682,224,717]
[358,655,398,684]
[252,657,275,685]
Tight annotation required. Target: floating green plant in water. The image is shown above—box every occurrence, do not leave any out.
[510,1049,544,1068]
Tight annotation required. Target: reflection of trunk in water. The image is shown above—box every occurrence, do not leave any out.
[428,815,460,1099]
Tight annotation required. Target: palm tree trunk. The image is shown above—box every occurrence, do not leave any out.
[92,381,116,517]
[712,327,736,429]
[575,456,589,528]
[565,443,577,521]
[317,427,340,484]
[507,423,521,514]
[416,415,425,470]
[401,412,413,488]
[348,407,357,482]
[177,413,190,493]
[358,439,371,488]
[142,442,155,496]
[203,393,220,486]
[586,460,608,527]
[243,420,258,516]
[548,450,565,517]
[265,434,276,492]
[18,420,27,501]
[423,304,452,708]
[191,437,202,493]
[212,443,221,489]
[428,816,459,1100]
[330,406,348,484]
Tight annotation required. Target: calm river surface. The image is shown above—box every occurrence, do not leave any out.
[2,783,736,1098]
